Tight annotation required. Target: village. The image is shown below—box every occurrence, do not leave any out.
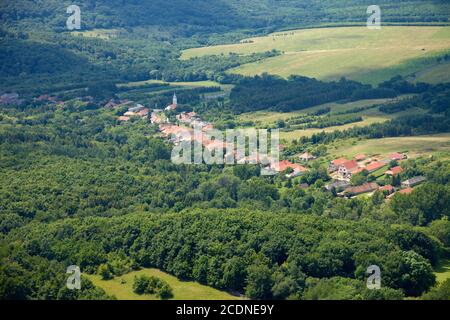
[114,94,426,202]
[0,89,426,202]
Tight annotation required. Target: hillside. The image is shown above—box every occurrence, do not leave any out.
[86,268,241,300]
[1,1,450,94]
[183,26,450,84]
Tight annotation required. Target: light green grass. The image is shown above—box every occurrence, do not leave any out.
[182,26,450,85]
[280,116,390,140]
[119,79,233,91]
[71,29,120,40]
[328,134,450,159]
[238,97,401,126]
[86,268,241,300]
[413,61,450,84]
[434,259,450,284]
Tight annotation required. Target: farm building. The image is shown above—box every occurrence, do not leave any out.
[299,152,316,162]
[401,176,426,188]
[389,153,406,161]
[344,182,379,196]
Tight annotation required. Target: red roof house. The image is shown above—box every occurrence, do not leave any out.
[379,185,394,194]
[385,166,403,176]
[389,153,406,161]
[365,161,386,173]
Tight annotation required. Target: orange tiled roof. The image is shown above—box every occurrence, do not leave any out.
[332,157,348,166]
[365,161,385,172]
[386,166,403,176]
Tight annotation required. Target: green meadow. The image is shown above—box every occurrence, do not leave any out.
[86,268,242,300]
[328,134,450,159]
[434,259,450,284]
[182,26,450,85]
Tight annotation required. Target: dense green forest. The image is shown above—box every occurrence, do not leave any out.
[1,1,449,94]
[1,1,450,301]
[1,85,450,299]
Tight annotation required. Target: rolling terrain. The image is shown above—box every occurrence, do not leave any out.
[182,26,450,84]
[86,268,241,300]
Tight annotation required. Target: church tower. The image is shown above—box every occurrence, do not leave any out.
[173,92,177,106]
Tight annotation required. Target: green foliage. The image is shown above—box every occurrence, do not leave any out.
[303,277,404,300]
[132,275,173,299]
[421,279,450,300]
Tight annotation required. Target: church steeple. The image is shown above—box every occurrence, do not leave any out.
[172,92,177,106]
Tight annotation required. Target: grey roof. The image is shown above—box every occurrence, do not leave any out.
[402,176,426,185]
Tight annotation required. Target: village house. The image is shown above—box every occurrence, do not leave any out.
[0,92,23,105]
[387,187,414,200]
[401,176,426,188]
[329,157,349,172]
[176,112,198,124]
[137,108,149,117]
[344,182,379,197]
[354,154,367,161]
[201,124,214,132]
[325,180,351,192]
[389,152,406,161]
[365,161,386,173]
[338,160,360,179]
[128,104,147,113]
[151,112,163,124]
[299,152,316,162]
[273,160,308,178]
[385,166,403,176]
[103,99,120,109]
[118,116,130,122]
[379,185,394,195]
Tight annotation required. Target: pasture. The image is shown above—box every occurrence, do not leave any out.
[86,268,241,300]
[328,133,450,159]
[182,26,450,85]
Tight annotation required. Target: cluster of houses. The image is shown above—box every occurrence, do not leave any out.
[324,152,426,199]
[0,92,24,106]
[118,104,150,122]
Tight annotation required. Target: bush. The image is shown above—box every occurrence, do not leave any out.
[132,275,173,299]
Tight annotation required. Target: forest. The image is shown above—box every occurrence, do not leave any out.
[1,0,450,302]
[1,83,450,299]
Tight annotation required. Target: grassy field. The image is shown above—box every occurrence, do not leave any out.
[434,259,450,284]
[71,29,121,40]
[328,134,450,159]
[182,26,450,85]
[119,79,232,90]
[86,268,241,300]
[236,97,424,142]
[279,116,390,141]
[412,61,450,84]
[238,97,403,127]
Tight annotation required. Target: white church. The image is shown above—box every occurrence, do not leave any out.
[165,93,178,111]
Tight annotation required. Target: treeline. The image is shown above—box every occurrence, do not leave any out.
[229,74,394,113]
[229,74,435,114]
[2,210,443,299]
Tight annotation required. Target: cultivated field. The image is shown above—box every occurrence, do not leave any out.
[328,134,450,159]
[238,96,422,142]
[86,268,241,300]
[182,26,450,85]
[238,97,403,126]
